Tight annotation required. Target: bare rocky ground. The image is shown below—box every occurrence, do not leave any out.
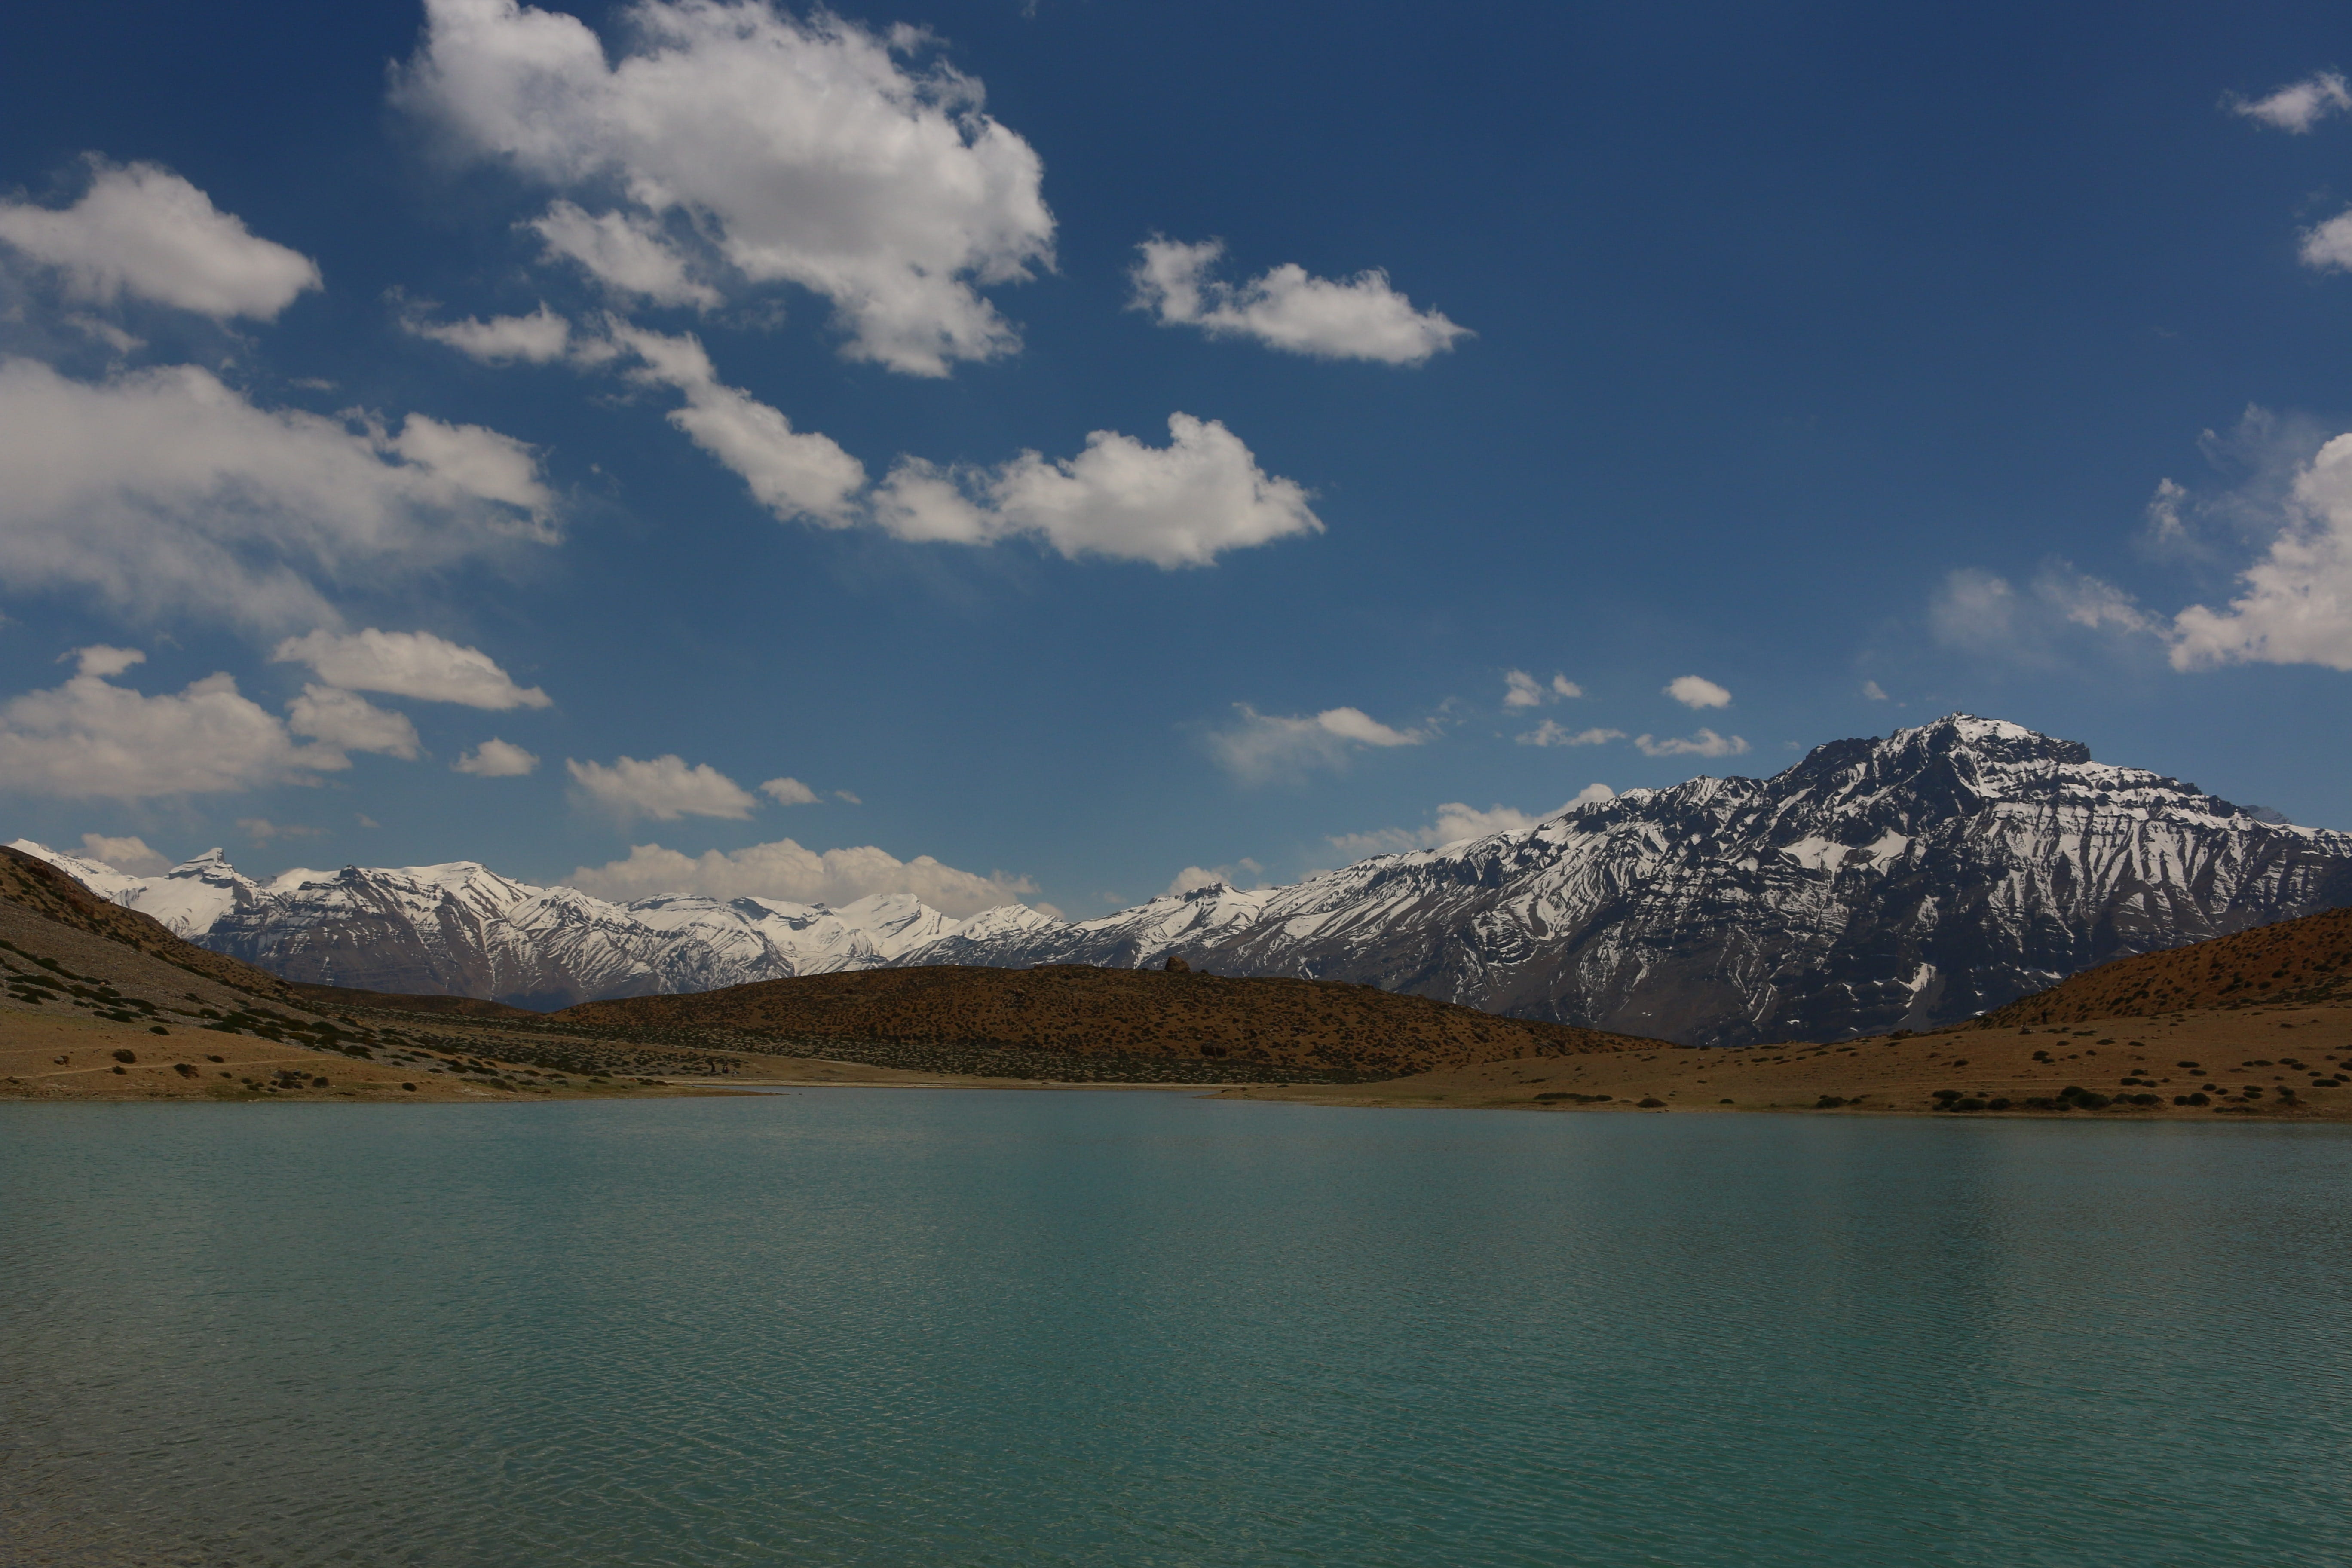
[1221,998,2352,1119]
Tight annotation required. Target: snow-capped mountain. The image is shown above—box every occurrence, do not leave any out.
[884,716,2352,1046]
[6,840,1056,1010]
[15,717,2350,1041]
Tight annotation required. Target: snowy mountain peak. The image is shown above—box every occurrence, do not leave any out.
[881,716,2352,1046]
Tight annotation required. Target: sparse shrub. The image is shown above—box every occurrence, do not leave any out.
[149,1026,168,1036]
[172,1063,197,1078]
[1815,1095,1848,1109]
[1955,1097,1987,1112]
[401,1082,417,1092]
[1987,1097,2012,1110]
[1719,1098,1734,1104]
[1638,1096,1666,1108]
[111,1048,136,1064]
[110,1066,126,1075]
[205,1054,224,1063]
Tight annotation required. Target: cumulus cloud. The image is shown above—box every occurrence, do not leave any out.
[0,650,345,798]
[566,753,759,821]
[873,413,1320,567]
[2228,71,2352,133]
[404,300,573,363]
[1130,238,1469,364]
[605,324,866,522]
[758,775,819,805]
[454,737,540,777]
[1162,858,1263,896]
[0,358,555,629]
[395,0,1055,376]
[1208,703,1425,784]
[529,202,720,309]
[78,833,170,875]
[285,684,420,760]
[567,836,1039,917]
[0,158,321,321]
[1635,729,1749,758]
[2171,430,2352,670]
[2300,208,2352,273]
[1503,669,1581,708]
[1517,721,1623,747]
[273,628,551,709]
[1664,674,1731,709]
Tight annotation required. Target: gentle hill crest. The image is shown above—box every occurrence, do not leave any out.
[556,964,1656,1078]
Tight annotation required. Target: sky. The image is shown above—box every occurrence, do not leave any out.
[2,0,2350,918]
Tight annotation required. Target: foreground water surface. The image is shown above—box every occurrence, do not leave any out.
[3,1091,2348,1566]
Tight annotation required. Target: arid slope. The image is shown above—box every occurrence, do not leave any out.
[1968,904,2352,1026]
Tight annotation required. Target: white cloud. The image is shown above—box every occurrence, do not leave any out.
[2300,210,2352,273]
[1664,674,1731,709]
[1502,669,1582,708]
[1328,801,1547,858]
[1207,704,1425,784]
[2171,430,2352,670]
[528,202,720,309]
[286,684,420,760]
[1567,782,1616,808]
[0,651,344,798]
[1635,729,1749,758]
[78,833,170,875]
[1162,858,1264,897]
[238,817,325,843]
[2229,71,2352,133]
[396,0,1055,376]
[71,645,146,679]
[1929,564,2158,661]
[1862,680,1889,701]
[606,324,867,523]
[454,737,540,777]
[833,789,861,805]
[405,301,574,363]
[1130,238,1469,364]
[566,753,759,821]
[568,836,1038,917]
[874,413,1320,567]
[0,158,321,321]
[759,775,819,804]
[0,358,555,630]
[1517,721,1623,747]
[273,628,551,709]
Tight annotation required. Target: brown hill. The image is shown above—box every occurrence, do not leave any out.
[1972,904,2352,1028]
[557,963,1659,1077]
[286,981,543,1022]
[0,846,289,1001]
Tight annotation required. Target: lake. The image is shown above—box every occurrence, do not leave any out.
[3,1091,2349,1566]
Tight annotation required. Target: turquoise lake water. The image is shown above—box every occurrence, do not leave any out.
[3,1091,2349,1566]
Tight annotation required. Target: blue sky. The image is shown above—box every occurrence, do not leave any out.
[2,0,2349,916]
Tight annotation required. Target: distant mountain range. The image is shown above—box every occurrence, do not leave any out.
[19,716,2352,1042]
[6,842,1056,1011]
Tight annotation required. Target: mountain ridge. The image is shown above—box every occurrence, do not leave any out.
[16,715,2352,1043]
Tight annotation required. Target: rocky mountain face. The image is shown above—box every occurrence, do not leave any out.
[16,717,2351,1040]
[5,841,1055,1011]
[888,717,2352,1046]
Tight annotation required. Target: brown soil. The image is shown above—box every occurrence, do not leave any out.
[286,981,545,1021]
[554,962,1657,1077]
[1227,999,2352,1119]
